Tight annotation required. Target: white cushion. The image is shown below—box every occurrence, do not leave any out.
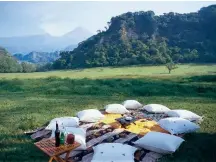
[133,132,184,154]
[51,127,87,150]
[122,100,143,109]
[105,104,129,114]
[92,143,137,162]
[77,109,105,123]
[45,117,79,130]
[166,110,202,121]
[158,117,200,135]
[143,104,170,113]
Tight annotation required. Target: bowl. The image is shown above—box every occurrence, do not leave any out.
[125,116,132,121]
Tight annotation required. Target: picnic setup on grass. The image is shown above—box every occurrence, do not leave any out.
[27,100,203,162]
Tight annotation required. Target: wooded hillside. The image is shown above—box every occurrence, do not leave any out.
[53,5,216,69]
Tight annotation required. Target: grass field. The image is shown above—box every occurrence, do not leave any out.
[0,64,216,162]
[0,64,216,79]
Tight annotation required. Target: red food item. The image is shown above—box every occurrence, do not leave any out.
[66,133,75,144]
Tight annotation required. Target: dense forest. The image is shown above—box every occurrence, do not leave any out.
[53,5,216,69]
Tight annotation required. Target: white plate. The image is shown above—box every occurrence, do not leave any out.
[125,117,132,121]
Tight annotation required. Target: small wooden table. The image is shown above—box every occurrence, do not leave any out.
[35,138,80,162]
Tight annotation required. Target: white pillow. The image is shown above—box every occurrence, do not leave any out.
[143,104,170,113]
[166,110,202,121]
[122,100,143,109]
[45,117,79,130]
[51,127,87,150]
[92,143,137,162]
[105,104,129,114]
[133,132,184,154]
[158,117,200,135]
[77,109,105,123]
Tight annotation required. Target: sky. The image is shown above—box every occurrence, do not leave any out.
[0,1,215,37]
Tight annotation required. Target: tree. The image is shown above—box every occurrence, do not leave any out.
[21,62,36,73]
[107,21,111,27]
[0,46,22,73]
[166,62,178,74]
[97,30,101,33]
[36,63,53,72]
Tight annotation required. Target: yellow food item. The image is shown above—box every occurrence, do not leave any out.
[100,113,122,124]
[100,114,169,135]
[125,119,169,134]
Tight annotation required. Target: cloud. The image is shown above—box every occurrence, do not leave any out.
[37,3,79,36]
[0,1,215,37]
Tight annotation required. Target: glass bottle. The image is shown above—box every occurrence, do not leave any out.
[55,121,60,147]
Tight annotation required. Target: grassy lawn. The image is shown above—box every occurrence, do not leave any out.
[0,64,216,162]
[0,64,216,79]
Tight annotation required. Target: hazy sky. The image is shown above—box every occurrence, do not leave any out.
[0,1,215,37]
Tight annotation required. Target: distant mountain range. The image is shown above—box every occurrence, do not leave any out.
[14,51,60,64]
[0,27,93,54]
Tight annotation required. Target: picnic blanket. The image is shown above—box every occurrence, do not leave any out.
[27,110,182,162]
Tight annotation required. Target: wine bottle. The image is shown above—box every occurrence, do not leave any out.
[60,127,65,145]
[55,121,60,147]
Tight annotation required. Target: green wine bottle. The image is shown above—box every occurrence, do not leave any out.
[60,125,65,145]
[60,131,65,145]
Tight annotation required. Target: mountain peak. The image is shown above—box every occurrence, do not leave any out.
[73,27,89,32]
[63,27,93,38]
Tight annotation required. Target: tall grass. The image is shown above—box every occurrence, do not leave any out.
[0,75,216,98]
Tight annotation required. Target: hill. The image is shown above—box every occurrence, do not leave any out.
[14,51,60,64]
[53,5,216,69]
[0,46,22,73]
[0,27,93,54]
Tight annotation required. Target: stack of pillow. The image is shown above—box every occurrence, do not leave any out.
[136,103,201,154]
[45,100,202,156]
[102,101,201,155]
[142,104,201,135]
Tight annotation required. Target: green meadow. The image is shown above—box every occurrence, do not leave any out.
[0,64,216,162]
[0,64,216,79]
